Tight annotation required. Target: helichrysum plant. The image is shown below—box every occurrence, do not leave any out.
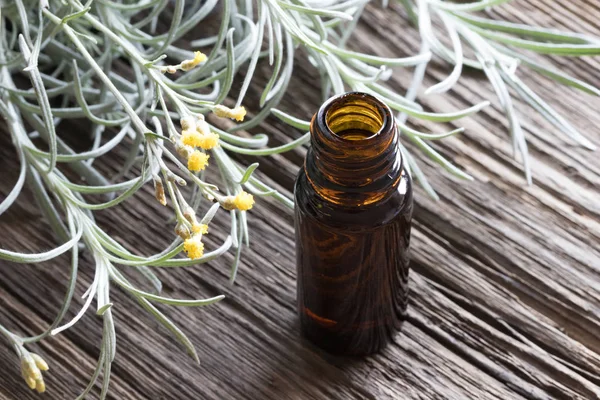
[397,0,600,194]
[0,0,598,397]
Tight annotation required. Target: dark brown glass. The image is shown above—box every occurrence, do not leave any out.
[294,92,413,356]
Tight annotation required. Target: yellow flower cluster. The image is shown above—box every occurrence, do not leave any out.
[222,191,255,211]
[21,353,48,393]
[177,115,220,173]
[181,51,207,71]
[213,105,247,122]
[178,208,209,260]
[181,129,219,150]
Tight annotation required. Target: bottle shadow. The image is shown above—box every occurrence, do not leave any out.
[239,318,379,400]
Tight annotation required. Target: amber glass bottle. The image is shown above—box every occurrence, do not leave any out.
[294,92,413,356]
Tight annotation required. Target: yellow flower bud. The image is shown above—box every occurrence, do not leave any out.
[181,51,207,71]
[22,360,40,380]
[20,353,48,393]
[213,105,246,122]
[35,380,46,393]
[25,376,36,390]
[31,353,49,372]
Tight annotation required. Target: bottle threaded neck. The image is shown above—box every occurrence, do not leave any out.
[306,92,402,206]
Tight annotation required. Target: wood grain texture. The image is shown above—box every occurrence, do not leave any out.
[1,0,600,399]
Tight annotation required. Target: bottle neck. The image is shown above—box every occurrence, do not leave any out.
[305,92,403,207]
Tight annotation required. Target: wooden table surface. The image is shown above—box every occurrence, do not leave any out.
[2,1,600,399]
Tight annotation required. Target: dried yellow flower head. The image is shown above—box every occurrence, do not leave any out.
[222,191,254,211]
[213,105,246,122]
[181,51,207,71]
[183,235,204,259]
[21,353,48,393]
[188,151,210,172]
[192,223,209,235]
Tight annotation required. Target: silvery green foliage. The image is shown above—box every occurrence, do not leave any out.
[0,0,441,395]
[400,0,599,190]
[0,0,598,396]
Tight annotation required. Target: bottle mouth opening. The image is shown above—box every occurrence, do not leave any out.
[324,92,389,141]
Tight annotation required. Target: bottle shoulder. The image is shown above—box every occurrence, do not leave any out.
[294,167,413,230]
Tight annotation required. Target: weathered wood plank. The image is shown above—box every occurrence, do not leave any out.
[2,0,600,399]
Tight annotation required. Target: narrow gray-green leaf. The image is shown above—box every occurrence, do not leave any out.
[271,108,311,130]
[135,296,200,363]
[406,135,474,181]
